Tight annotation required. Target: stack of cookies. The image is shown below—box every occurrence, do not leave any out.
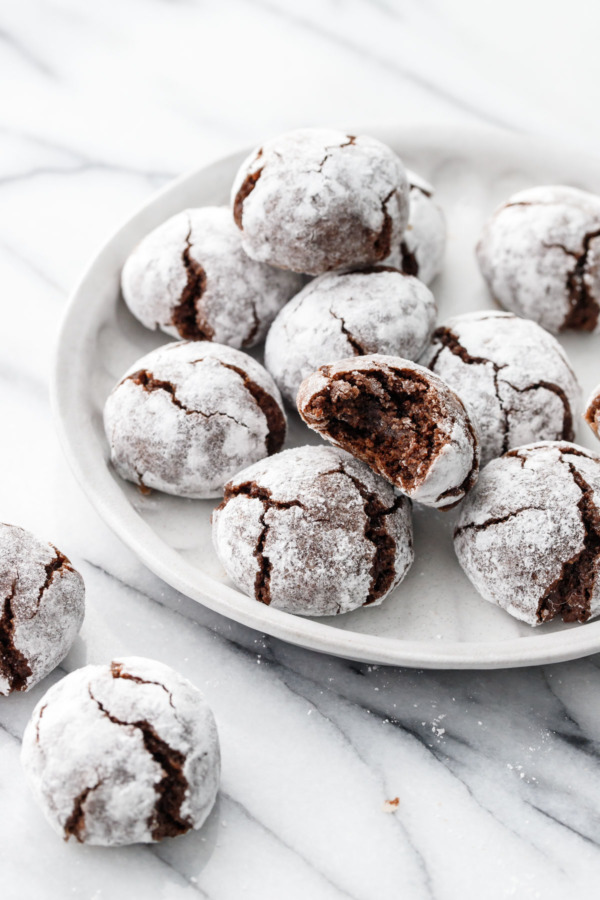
[104,127,600,629]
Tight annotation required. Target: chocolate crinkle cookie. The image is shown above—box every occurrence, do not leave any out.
[212,445,413,616]
[104,340,286,498]
[297,355,479,510]
[421,311,581,466]
[264,267,437,406]
[21,657,220,845]
[231,128,410,275]
[121,207,303,348]
[0,524,84,695]
[455,442,600,626]
[385,170,446,285]
[476,185,600,333]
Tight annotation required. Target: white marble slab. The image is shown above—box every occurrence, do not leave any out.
[2,1,600,897]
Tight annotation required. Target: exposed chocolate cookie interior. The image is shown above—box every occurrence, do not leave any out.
[297,355,479,509]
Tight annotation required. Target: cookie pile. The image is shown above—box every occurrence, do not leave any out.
[103,126,600,630]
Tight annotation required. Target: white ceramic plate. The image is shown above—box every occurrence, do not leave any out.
[53,123,600,668]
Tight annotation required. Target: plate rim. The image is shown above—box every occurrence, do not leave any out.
[52,121,600,669]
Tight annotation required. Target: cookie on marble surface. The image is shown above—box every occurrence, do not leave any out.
[212,445,413,616]
[454,442,600,626]
[231,128,409,275]
[21,657,220,845]
[421,311,581,466]
[0,524,84,695]
[476,185,600,333]
[121,207,303,348]
[297,355,479,510]
[385,170,446,284]
[104,340,286,498]
[264,266,437,407]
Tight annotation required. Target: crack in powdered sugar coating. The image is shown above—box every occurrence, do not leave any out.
[264,268,437,407]
[420,311,581,466]
[121,207,303,349]
[20,657,220,846]
[296,354,479,510]
[0,524,84,695]
[212,445,413,616]
[384,170,447,285]
[454,441,600,626]
[103,341,286,499]
[476,185,600,334]
[230,128,410,275]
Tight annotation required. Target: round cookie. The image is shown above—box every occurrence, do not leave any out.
[231,128,410,275]
[476,185,600,333]
[21,657,220,845]
[121,207,303,348]
[0,524,84,695]
[584,384,600,440]
[297,355,479,509]
[212,445,413,616]
[386,170,446,284]
[421,311,581,466]
[454,442,600,626]
[264,267,437,406]
[104,340,286,498]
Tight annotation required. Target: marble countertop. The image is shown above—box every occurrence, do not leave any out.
[2,1,600,897]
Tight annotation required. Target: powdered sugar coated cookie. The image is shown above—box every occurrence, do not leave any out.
[121,207,303,348]
[231,128,409,275]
